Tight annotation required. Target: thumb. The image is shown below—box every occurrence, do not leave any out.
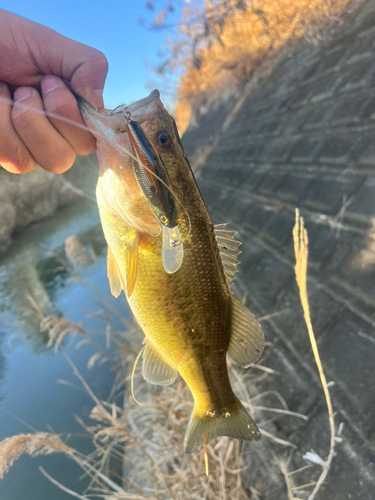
[69,51,109,109]
[34,22,109,108]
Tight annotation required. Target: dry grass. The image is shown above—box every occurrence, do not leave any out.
[0,433,76,480]
[64,235,90,271]
[171,0,356,133]
[292,209,340,500]
[0,309,322,500]
[0,296,306,498]
[41,316,88,352]
[0,228,344,499]
[0,360,302,499]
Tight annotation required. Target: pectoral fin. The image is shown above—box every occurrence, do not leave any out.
[107,235,138,299]
[142,342,177,385]
[125,234,139,298]
[107,246,125,298]
[227,296,264,368]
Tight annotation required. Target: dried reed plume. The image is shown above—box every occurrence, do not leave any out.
[0,433,76,480]
[41,315,87,352]
[292,209,339,499]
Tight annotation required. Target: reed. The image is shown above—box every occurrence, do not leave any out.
[0,224,340,498]
[167,0,357,133]
[292,209,340,500]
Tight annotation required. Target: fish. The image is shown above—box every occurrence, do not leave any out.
[79,90,264,453]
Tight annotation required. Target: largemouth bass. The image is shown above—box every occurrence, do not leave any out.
[79,90,264,453]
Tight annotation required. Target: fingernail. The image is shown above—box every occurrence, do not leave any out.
[89,90,104,109]
[41,76,59,94]
[14,87,32,102]
[75,88,104,109]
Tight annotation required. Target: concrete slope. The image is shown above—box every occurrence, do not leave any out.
[182,0,375,498]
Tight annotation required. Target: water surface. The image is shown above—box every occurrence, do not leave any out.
[0,199,131,499]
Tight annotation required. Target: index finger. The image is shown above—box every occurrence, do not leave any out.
[41,75,96,156]
[0,11,109,109]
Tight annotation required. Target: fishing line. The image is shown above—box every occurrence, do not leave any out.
[0,96,94,133]
[203,431,210,476]
[0,97,100,204]
[131,345,146,406]
[0,96,192,241]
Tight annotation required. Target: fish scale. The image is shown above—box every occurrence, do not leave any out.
[79,90,265,454]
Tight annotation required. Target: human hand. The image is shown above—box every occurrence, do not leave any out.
[0,9,108,174]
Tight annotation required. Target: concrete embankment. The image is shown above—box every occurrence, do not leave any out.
[181,0,375,497]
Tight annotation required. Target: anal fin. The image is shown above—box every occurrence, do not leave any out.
[142,342,177,386]
[227,296,264,368]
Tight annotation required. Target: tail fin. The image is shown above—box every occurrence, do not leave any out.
[184,397,260,454]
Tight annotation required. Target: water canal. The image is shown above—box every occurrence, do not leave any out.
[0,198,132,499]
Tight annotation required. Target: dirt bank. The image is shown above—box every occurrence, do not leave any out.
[0,153,98,254]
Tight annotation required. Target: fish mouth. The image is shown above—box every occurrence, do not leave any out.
[79,89,161,123]
[124,89,160,118]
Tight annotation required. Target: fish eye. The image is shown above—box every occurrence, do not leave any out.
[156,130,172,149]
[160,215,169,225]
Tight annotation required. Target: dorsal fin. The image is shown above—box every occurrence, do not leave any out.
[214,223,242,287]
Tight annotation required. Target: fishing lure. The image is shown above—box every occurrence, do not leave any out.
[125,113,183,274]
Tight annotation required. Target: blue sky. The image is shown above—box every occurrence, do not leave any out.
[2,0,180,109]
